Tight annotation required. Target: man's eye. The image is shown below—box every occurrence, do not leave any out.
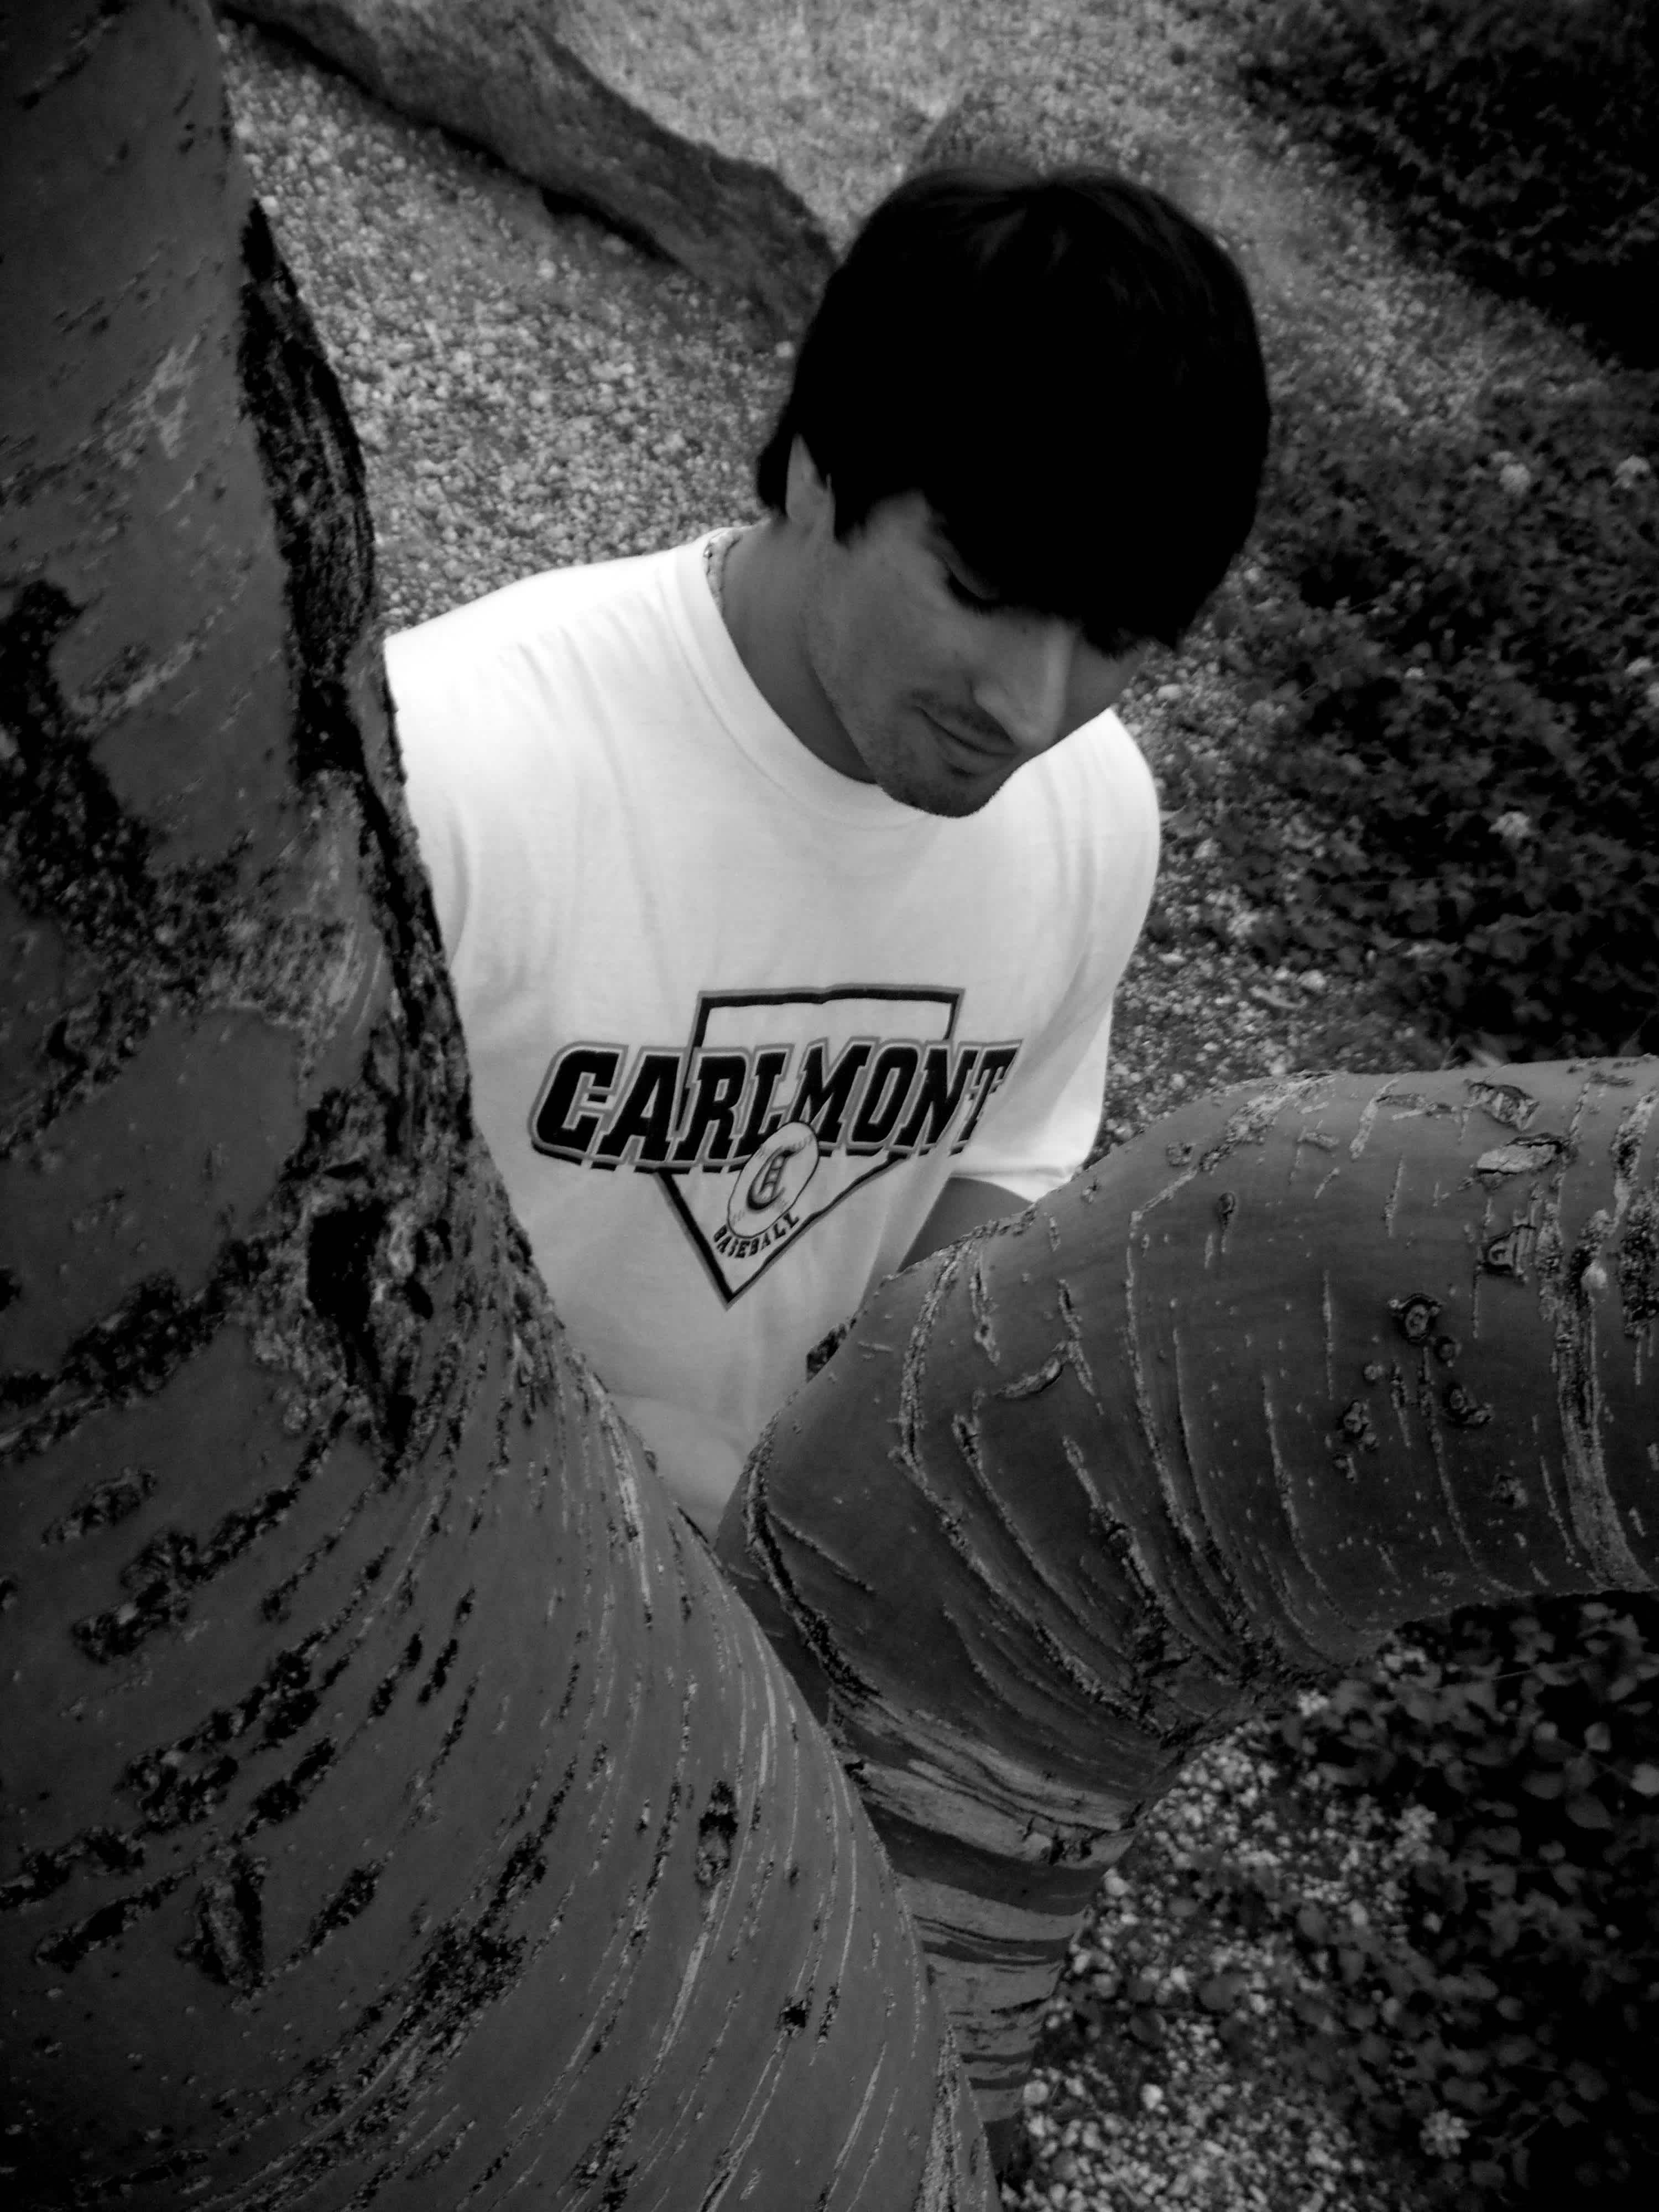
[944,569,1000,614]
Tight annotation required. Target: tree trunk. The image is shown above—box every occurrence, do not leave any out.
[718,1061,1659,2120]
[11,3,1658,2196]
[0,6,989,2205]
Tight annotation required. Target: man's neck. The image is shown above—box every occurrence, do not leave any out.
[717,519,868,782]
[715,518,770,656]
[718,518,791,703]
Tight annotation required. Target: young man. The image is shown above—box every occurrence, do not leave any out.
[388,164,1270,1532]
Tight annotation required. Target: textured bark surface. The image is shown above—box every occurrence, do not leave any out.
[720,1061,1659,2119]
[0,6,989,2204]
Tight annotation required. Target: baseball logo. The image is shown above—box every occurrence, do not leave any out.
[728,1120,820,1237]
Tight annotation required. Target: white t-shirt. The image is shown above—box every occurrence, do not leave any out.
[388,533,1158,1472]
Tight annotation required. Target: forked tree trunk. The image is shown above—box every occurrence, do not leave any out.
[719,1061,1659,2120]
[0,6,988,2205]
[8,1,1659,2200]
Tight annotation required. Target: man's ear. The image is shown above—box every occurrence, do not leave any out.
[784,435,833,530]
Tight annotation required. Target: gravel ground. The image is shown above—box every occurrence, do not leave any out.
[1010,1710,1441,2212]
[217,6,1606,2205]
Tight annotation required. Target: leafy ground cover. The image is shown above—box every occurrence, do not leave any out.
[1176,0,1659,1061]
[1026,1600,1659,2211]
[1212,0,1659,369]
[1265,1599,1659,2206]
[1220,331,1658,1058]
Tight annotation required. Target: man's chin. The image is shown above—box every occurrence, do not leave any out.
[881,765,1009,819]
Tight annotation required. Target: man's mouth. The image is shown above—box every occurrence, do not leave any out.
[921,707,1011,767]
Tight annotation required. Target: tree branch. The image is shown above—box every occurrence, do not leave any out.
[721,1060,1659,2115]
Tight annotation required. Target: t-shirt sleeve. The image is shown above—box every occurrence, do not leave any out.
[950,731,1160,1203]
[384,564,628,978]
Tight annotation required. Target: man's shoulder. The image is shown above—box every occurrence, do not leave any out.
[1015,707,1159,840]
[387,538,701,677]
[385,538,719,820]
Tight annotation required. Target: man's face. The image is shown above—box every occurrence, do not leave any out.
[788,459,1149,818]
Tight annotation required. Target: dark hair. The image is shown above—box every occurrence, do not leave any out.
[755,163,1271,650]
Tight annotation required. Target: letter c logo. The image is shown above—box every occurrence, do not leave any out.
[729,1119,819,1237]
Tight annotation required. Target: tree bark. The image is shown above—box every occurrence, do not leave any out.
[718,1061,1659,2120]
[0,6,989,2205]
[11,3,1658,2195]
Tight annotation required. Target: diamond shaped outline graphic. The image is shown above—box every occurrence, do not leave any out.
[654,984,963,1306]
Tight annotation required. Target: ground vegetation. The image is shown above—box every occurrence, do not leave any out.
[1215,0,1658,368]
[1265,1598,1659,2206]
[1175,0,1659,1063]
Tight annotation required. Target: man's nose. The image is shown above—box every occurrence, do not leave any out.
[970,617,1078,754]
